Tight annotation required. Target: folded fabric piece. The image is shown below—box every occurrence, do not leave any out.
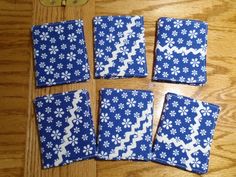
[34,90,96,168]
[94,16,148,79]
[152,92,220,174]
[153,17,208,85]
[32,20,90,87]
[97,88,154,161]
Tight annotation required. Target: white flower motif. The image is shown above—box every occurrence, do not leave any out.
[73,115,83,125]
[136,56,145,65]
[190,58,200,67]
[66,52,76,61]
[82,63,89,72]
[49,45,58,55]
[173,20,183,28]
[101,99,110,108]
[120,46,129,55]
[98,151,108,159]
[40,32,49,41]
[167,157,177,165]
[44,66,54,75]
[67,33,77,42]
[203,137,212,147]
[191,157,201,168]
[114,19,124,28]
[96,49,104,58]
[55,25,64,34]
[45,152,52,159]
[201,106,212,116]
[202,163,208,171]
[106,34,115,42]
[165,37,175,47]
[171,66,180,76]
[96,62,104,71]
[126,98,136,108]
[36,112,45,122]
[178,106,188,116]
[53,144,61,154]
[140,144,147,151]
[100,113,109,122]
[180,127,186,133]
[163,119,172,129]
[54,108,64,117]
[164,51,173,60]
[111,134,121,145]
[122,118,132,128]
[205,120,212,126]
[68,135,78,146]
[188,29,198,39]
[160,152,167,159]
[61,71,71,80]
[74,147,80,154]
[94,16,103,25]
[83,144,93,155]
[51,130,61,140]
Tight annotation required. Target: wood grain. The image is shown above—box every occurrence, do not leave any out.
[0,0,235,176]
[0,0,32,176]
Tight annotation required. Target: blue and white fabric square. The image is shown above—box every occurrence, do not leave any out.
[94,16,148,79]
[153,17,208,85]
[152,92,220,174]
[34,90,96,168]
[97,88,154,160]
[32,20,90,87]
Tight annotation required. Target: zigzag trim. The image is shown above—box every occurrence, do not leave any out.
[99,16,140,77]
[108,101,153,159]
[157,43,206,56]
[117,32,145,77]
[156,101,210,171]
[184,101,207,171]
[121,103,152,158]
[54,90,83,166]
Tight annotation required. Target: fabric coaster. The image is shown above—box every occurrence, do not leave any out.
[34,89,96,168]
[94,16,148,79]
[152,92,220,174]
[153,17,208,85]
[97,88,154,161]
[32,20,90,87]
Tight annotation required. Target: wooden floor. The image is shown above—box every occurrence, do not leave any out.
[0,0,236,176]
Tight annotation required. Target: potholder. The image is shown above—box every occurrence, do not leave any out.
[32,20,90,87]
[96,88,154,161]
[152,92,220,174]
[94,16,148,79]
[34,89,96,168]
[153,17,208,85]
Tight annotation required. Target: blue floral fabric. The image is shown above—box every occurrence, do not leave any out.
[97,88,154,161]
[32,20,90,87]
[94,16,148,79]
[34,90,96,168]
[152,92,220,174]
[153,17,208,85]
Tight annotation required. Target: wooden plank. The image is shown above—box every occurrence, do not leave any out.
[0,0,32,176]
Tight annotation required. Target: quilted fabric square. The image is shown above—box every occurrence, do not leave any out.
[153,17,208,85]
[34,89,96,168]
[32,20,90,87]
[152,92,220,174]
[97,88,154,161]
[93,16,148,79]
